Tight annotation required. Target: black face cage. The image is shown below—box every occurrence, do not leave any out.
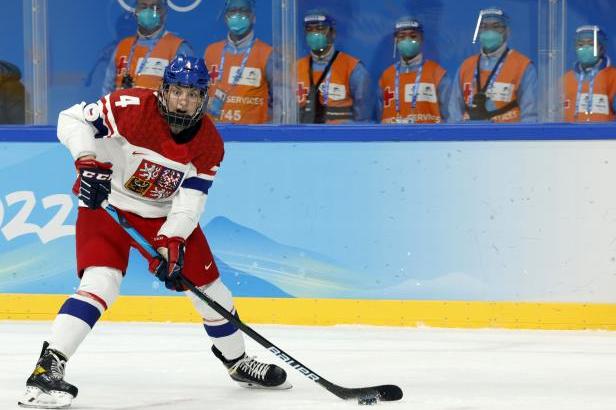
[157,84,208,131]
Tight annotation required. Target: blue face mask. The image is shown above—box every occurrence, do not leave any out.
[397,39,421,59]
[576,45,600,66]
[226,13,251,36]
[479,30,504,52]
[137,8,161,31]
[306,32,328,51]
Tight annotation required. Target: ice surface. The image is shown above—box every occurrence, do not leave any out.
[1,321,615,409]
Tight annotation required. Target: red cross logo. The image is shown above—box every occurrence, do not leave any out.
[117,55,128,76]
[297,82,309,103]
[463,82,473,104]
[209,65,220,83]
[383,87,395,107]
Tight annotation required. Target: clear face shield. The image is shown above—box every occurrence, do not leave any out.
[575,26,603,66]
[135,1,166,32]
[472,9,508,53]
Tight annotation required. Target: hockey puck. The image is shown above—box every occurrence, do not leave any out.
[357,394,379,406]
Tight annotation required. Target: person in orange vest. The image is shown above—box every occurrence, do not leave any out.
[297,10,372,124]
[377,17,450,124]
[204,0,273,124]
[448,8,537,123]
[563,25,616,122]
[102,0,192,95]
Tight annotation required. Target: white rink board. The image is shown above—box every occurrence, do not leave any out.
[1,322,616,410]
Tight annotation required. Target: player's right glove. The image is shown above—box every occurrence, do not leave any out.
[149,235,186,291]
[74,158,113,209]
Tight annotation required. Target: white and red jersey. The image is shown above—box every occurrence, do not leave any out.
[57,88,223,239]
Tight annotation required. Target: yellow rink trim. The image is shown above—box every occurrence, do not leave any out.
[1,294,616,330]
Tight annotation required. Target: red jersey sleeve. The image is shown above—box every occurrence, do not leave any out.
[179,115,225,195]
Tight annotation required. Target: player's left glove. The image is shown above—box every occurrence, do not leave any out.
[149,235,185,291]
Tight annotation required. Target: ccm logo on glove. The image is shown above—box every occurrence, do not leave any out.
[75,158,113,209]
[81,170,112,180]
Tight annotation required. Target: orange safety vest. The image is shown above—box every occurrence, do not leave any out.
[114,32,184,91]
[204,39,272,124]
[458,49,530,123]
[296,51,358,124]
[379,59,446,124]
[563,66,616,122]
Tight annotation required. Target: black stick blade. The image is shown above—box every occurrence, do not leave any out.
[330,384,403,402]
[375,384,403,401]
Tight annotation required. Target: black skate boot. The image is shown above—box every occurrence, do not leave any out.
[212,345,292,390]
[18,342,78,409]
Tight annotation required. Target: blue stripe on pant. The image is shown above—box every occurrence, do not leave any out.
[58,297,102,328]
[204,312,240,338]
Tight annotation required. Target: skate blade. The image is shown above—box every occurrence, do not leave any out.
[236,380,293,390]
[18,386,73,409]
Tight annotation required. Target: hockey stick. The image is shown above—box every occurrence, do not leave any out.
[103,203,403,403]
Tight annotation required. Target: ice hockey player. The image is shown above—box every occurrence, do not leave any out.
[18,55,291,409]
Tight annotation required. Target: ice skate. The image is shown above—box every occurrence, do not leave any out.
[212,346,292,390]
[18,342,78,409]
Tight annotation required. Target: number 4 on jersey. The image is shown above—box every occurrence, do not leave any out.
[115,95,141,108]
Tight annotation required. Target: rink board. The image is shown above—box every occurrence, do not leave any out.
[2,294,616,330]
[3,125,616,329]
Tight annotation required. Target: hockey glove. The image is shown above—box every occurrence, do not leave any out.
[150,235,185,291]
[75,158,113,209]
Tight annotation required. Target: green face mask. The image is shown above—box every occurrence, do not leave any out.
[137,8,161,30]
[397,38,421,58]
[479,30,504,53]
[306,32,328,51]
[226,13,251,36]
[576,45,600,66]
